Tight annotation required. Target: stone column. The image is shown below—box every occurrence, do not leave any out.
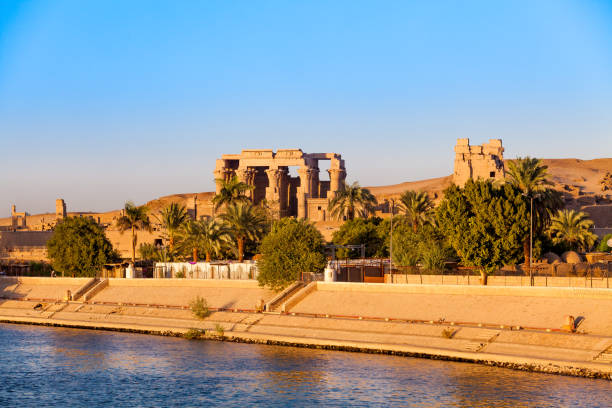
[328,168,346,200]
[310,166,320,199]
[237,167,256,200]
[265,168,281,202]
[297,167,314,219]
[278,167,289,216]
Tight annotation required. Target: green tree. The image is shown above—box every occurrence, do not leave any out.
[505,157,563,265]
[437,180,529,284]
[157,202,190,251]
[116,201,151,264]
[398,190,434,233]
[47,217,117,277]
[328,181,378,220]
[221,202,268,262]
[257,218,326,290]
[548,209,597,252]
[390,221,451,271]
[332,218,386,258]
[211,174,254,211]
[176,218,231,262]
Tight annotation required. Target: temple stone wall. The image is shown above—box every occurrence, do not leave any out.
[453,138,505,186]
[213,149,346,221]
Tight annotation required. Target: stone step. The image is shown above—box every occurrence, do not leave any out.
[464,342,485,352]
[595,353,612,362]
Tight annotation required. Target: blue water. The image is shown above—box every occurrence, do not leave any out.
[0,323,610,407]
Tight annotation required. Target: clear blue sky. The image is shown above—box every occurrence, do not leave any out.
[1,0,611,216]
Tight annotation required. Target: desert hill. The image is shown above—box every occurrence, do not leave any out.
[2,158,611,231]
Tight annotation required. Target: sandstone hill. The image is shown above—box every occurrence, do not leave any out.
[2,158,611,230]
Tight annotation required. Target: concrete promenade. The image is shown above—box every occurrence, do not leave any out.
[1,277,611,380]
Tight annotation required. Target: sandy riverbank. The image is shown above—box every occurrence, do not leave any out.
[1,277,611,380]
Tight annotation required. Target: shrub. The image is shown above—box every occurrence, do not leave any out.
[190,296,210,319]
[257,218,326,291]
[214,323,225,337]
[183,328,204,340]
[441,328,455,339]
[597,234,612,252]
[176,267,186,279]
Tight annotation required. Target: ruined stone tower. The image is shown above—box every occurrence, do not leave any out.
[453,138,505,186]
[55,199,66,219]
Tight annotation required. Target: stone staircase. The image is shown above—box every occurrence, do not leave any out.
[593,344,612,363]
[265,281,306,313]
[463,330,500,352]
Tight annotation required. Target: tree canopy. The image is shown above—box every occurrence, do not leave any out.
[398,190,434,233]
[257,218,326,290]
[331,217,388,258]
[116,201,151,264]
[47,217,117,277]
[221,202,268,262]
[328,181,377,220]
[436,180,529,284]
[548,209,597,252]
[212,174,253,210]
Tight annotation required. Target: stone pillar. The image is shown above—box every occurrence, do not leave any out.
[265,168,281,202]
[310,166,320,199]
[297,167,315,219]
[236,167,256,199]
[278,167,289,216]
[328,168,346,200]
[56,199,66,220]
[213,167,232,194]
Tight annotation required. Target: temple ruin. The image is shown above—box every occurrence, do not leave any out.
[453,138,505,186]
[213,149,346,220]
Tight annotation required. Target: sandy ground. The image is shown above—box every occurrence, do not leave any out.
[91,284,275,309]
[0,281,81,300]
[290,291,612,336]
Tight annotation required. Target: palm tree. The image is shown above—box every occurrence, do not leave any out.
[221,202,267,262]
[177,218,230,262]
[157,202,190,251]
[212,174,254,211]
[328,181,377,220]
[548,210,597,252]
[506,157,563,265]
[398,190,434,233]
[116,201,151,264]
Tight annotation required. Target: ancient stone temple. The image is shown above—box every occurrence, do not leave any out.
[213,149,346,220]
[453,138,505,186]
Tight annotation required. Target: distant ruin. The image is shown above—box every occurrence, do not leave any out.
[453,138,505,186]
[214,149,346,220]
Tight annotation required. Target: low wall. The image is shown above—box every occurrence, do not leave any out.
[318,281,612,300]
[385,274,611,289]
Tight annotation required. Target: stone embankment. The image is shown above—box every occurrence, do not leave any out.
[1,277,611,380]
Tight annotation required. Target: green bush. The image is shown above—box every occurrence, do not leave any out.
[214,323,225,337]
[597,234,612,252]
[47,217,118,277]
[183,328,204,340]
[257,218,326,291]
[332,217,388,258]
[190,296,210,319]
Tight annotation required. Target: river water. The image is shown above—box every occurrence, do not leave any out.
[0,323,610,407]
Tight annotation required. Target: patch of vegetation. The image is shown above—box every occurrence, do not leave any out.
[332,217,388,258]
[597,234,612,252]
[436,180,530,284]
[183,328,204,340]
[257,218,326,291]
[47,216,118,277]
[441,328,456,339]
[190,296,210,319]
[214,323,225,337]
[175,268,186,279]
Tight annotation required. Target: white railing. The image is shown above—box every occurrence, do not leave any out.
[154,262,258,280]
